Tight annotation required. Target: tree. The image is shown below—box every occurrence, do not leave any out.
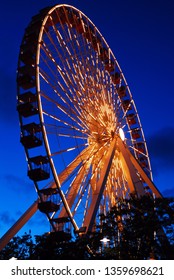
[0,232,34,260]
[0,196,173,260]
[87,195,174,259]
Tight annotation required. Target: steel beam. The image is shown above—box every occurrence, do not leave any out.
[83,138,116,233]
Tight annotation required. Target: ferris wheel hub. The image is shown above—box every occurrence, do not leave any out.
[15,4,154,238]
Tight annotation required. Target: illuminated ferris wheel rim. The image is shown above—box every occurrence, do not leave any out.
[39,6,150,159]
[36,4,152,174]
[17,4,154,234]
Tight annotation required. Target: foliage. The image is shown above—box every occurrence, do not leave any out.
[88,195,174,259]
[0,196,174,259]
[0,232,34,260]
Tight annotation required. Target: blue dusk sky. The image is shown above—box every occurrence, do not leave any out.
[0,0,174,238]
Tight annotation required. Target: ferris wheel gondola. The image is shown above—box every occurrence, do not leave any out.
[16,4,162,237]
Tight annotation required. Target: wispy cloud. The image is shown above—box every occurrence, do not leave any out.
[3,174,34,194]
[0,211,16,227]
[147,126,174,172]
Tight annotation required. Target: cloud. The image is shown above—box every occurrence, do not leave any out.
[27,211,47,227]
[147,126,174,172]
[2,173,45,202]
[3,174,34,195]
[0,211,16,227]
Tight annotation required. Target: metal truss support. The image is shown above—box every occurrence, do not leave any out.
[83,138,116,233]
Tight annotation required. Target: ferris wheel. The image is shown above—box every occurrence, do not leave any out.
[15,4,162,238]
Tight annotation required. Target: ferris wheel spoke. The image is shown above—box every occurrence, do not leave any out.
[51,143,88,157]
[41,38,85,102]
[39,58,103,130]
[58,156,93,218]
[15,4,155,240]
[39,57,81,107]
[40,91,90,132]
[81,184,91,225]
[45,124,89,140]
[82,138,117,232]
[41,41,84,97]
[63,20,91,75]
[48,13,90,89]
[56,145,97,186]
[72,182,91,220]
[41,87,117,136]
[62,21,106,105]
[49,130,89,140]
[42,109,89,135]
[40,47,77,92]
[40,91,79,119]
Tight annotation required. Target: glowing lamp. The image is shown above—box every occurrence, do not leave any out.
[119,128,125,141]
[100,237,110,244]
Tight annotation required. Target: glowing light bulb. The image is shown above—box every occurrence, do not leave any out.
[100,237,110,243]
[119,128,125,141]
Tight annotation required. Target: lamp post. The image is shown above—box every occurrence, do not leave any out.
[100,237,110,253]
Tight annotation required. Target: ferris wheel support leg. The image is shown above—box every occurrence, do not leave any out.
[0,200,38,251]
[118,137,146,196]
[83,138,117,234]
[117,137,162,198]
[124,142,163,198]
[58,159,92,219]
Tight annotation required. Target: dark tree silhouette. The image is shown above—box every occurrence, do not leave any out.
[0,196,173,259]
[0,232,34,260]
[88,195,174,259]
